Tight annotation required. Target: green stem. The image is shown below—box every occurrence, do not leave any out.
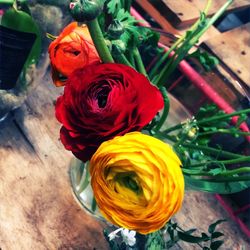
[162,109,250,134]
[77,163,90,194]
[153,131,177,142]
[133,48,147,76]
[174,135,187,149]
[155,131,247,160]
[186,156,250,168]
[154,0,233,87]
[124,0,132,12]
[148,0,211,82]
[128,50,135,67]
[91,198,97,212]
[196,109,250,126]
[113,52,132,67]
[152,87,170,131]
[87,19,114,63]
[184,175,250,183]
[198,129,250,137]
[189,0,233,46]
[183,167,250,177]
[162,123,183,134]
[1,0,26,4]
[149,43,179,82]
[182,143,246,159]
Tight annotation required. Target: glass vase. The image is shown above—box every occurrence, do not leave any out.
[69,94,190,218]
[69,157,104,220]
[0,65,37,124]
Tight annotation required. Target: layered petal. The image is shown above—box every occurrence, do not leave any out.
[89,132,184,234]
[55,63,164,161]
[48,22,100,86]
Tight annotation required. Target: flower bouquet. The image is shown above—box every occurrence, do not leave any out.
[47,0,250,248]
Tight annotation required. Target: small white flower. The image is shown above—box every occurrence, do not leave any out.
[108,228,122,241]
[121,229,136,247]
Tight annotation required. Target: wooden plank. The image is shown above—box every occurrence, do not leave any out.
[0,58,108,250]
[204,22,250,87]
[135,0,220,45]
[136,0,180,35]
[0,121,107,250]
[149,0,250,28]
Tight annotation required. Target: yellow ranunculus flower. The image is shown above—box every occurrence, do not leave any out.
[89,132,184,234]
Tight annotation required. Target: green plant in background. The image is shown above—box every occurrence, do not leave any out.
[0,0,41,90]
[0,0,42,120]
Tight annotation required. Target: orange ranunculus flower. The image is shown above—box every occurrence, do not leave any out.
[90,132,184,234]
[48,22,100,86]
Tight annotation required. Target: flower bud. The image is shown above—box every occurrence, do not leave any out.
[69,0,104,22]
[111,40,126,55]
[108,20,124,39]
[180,120,199,141]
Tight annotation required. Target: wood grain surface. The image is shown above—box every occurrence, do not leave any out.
[151,0,250,27]
[135,0,220,45]
[204,22,250,88]
[0,57,108,250]
[0,56,249,249]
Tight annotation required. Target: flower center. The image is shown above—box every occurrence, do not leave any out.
[115,172,141,194]
[97,87,110,108]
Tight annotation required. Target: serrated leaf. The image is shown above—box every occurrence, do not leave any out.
[210,240,224,250]
[106,0,122,16]
[196,104,225,121]
[208,220,226,234]
[189,49,219,71]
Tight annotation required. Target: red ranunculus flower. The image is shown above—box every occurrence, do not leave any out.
[55,63,164,161]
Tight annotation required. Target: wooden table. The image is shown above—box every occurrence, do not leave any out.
[0,55,249,249]
[0,57,107,250]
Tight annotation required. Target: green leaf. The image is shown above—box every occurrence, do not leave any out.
[185,228,197,235]
[145,231,165,250]
[106,0,123,16]
[196,105,225,121]
[189,49,219,71]
[235,114,247,128]
[201,233,210,242]
[167,226,175,241]
[211,232,224,239]
[210,240,224,250]
[208,168,224,176]
[208,220,226,234]
[1,7,41,68]
[184,175,250,194]
[177,231,204,243]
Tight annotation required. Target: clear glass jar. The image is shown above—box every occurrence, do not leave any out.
[69,94,190,217]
